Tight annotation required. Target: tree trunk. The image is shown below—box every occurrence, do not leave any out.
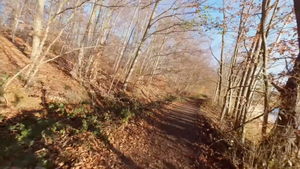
[276,0,300,129]
[74,0,97,78]
[218,0,226,106]
[12,0,27,43]
[113,6,138,73]
[261,0,270,136]
[256,0,300,166]
[30,0,45,60]
[220,2,245,121]
[123,1,160,91]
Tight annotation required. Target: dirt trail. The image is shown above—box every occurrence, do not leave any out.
[110,99,235,169]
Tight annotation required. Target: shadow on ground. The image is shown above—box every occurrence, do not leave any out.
[0,94,236,168]
[0,88,147,168]
[137,98,236,169]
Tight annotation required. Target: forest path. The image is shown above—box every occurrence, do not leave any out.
[110,98,235,169]
[144,99,202,168]
[111,98,203,169]
[112,99,235,169]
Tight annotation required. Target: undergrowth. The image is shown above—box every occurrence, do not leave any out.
[0,102,107,168]
[0,91,165,168]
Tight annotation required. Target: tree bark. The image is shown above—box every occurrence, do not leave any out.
[256,0,300,166]
[12,0,28,43]
[220,1,246,121]
[218,0,226,106]
[276,0,300,129]
[261,0,270,136]
[30,0,45,60]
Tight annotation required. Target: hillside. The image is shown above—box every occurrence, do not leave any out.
[0,35,237,168]
[0,35,89,112]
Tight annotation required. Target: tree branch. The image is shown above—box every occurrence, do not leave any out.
[55,0,90,17]
[210,45,220,64]
[271,81,285,93]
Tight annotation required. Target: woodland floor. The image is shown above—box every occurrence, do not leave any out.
[1,98,236,169]
[0,34,235,168]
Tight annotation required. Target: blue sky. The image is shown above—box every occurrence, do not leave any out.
[203,0,296,76]
[115,0,296,74]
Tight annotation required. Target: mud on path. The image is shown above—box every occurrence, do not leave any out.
[110,98,235,169]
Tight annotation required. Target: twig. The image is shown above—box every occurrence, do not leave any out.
[210,45,220,64]
[226,107,279,132]
[270,81,284,93]
[42,45,103,64]
[55,0,90,17]
[4,64,30,90]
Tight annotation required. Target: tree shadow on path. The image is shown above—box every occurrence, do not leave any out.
[141,98,236,169]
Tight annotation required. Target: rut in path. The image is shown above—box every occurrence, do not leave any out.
[111,99,235,169]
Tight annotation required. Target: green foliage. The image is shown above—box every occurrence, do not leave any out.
[133,101,145,111]
[121,108,135,123]
[81,119,88,132]
[0,114,5,122]
[48,102,66,114]
[48,102,89,118]
[104,112,111,121]
[1,117,57,167]
[72,106,88,118]
[0,91,153,167]
[0,101,105,167]
[164,94,177,102]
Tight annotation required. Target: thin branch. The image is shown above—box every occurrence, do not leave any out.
[4,64,30,90]
[95,1,132,8]
[141,1,157,9]
[210,45,220,64]
[226,107,278,132]
[145,23,191,39]
[151,1,177,23]
[42,45,103,64]
[55,0,90,17]
[270,81,284,93]
[150,11,197,27]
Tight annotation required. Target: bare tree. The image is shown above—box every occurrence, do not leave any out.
[123,0,160,91]
[261,0,270,136]
[30,0,45,60]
